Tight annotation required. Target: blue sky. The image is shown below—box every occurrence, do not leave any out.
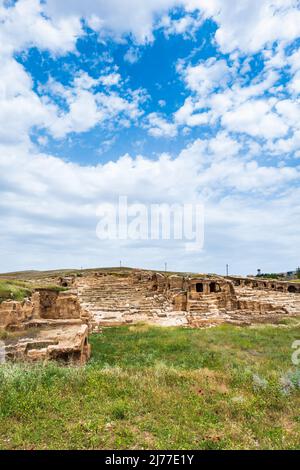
[18,16,218,165]
[0,0,299,275]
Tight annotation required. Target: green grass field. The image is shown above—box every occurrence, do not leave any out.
[0,279,68,305]
[0,323,299,450]
[0,280,32,303]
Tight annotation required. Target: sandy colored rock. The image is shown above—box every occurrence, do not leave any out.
[4,324,90,364]
[76,270,300,330]
[0,288,91,364]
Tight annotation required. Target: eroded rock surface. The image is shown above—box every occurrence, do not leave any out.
[4,323,90,364]
[76,271,300,330]
[0,289,91,364]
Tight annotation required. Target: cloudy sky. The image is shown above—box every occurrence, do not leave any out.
[0,0,299,275]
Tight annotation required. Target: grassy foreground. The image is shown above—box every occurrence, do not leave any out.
[0,323,299,450]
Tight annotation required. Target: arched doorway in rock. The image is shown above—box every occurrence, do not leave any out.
[196,283,204,293]
[209,282,219,293]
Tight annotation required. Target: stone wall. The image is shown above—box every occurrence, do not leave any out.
[149,274,238,313]
[74,269,300,330]
[0,292,39,330]
[228,276,300,293]
[5,324,91,365]
[147,273,294,321]
[0,289,88,328]
[150,273,167,292]
[0,288,91,364]
[37,289,83,320]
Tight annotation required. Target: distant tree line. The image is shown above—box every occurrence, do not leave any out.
[256,273,280,279]
[256,268,300,280]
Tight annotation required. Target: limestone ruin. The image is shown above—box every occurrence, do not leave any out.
[0,288,91,364]
[1,269,299,364]
[76,270,300,330]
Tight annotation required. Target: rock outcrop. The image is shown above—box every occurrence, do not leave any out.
[4,323,90,365]
[0,288,91,364]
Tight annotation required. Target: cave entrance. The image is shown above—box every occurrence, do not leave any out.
[209,282,218,293]
[196,283,204,293]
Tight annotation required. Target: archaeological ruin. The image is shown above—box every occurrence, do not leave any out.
[1,269,299,364]
[0,288,91,364]
[76,270,300,329]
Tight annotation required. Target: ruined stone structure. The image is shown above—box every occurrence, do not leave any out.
[77,271,175,329]
[76,270,300,330]
[1,269,299,364]
[228,276,300,294]
[0,288,91,364]
[4,324,90,364]
[227,276,300,319]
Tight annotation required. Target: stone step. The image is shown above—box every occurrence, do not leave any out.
[79,297,162,304]
[189,306,219,313]
[84,305,161,310]
[80,298,160,305]
[77,275,176,326]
